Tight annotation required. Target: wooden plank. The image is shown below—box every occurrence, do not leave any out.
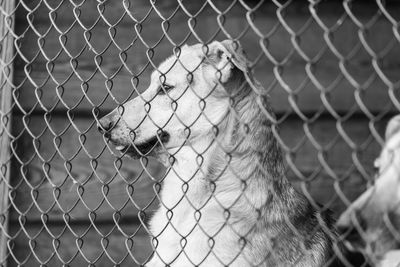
[13,62,400,116]
[279,115,385,218]
[10,114,165,223]
[0,1,16,266]
[15,0,399,28]
[12,1,400,114]
[8,223,152,266]
[10,114,385,222]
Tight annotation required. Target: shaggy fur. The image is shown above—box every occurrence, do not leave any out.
[337,115,400,266]
[99,40,337,266]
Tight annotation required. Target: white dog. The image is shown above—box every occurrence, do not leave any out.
[337,115,400,267]
[99,40,336,266]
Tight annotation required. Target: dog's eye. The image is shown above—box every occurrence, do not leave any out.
[157,84,174,95]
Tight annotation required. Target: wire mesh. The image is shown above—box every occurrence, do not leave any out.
[1,0,400,266]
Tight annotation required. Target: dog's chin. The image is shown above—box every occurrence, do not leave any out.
[114,132,170,159]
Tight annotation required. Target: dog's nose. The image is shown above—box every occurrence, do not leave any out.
[98,116,114,137]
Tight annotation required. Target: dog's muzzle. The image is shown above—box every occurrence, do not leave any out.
[98,115,114,138]
[98,115,170,158]
[126,131,170,157]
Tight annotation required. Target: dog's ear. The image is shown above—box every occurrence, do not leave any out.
[203,40,249,83]
[220,39,248,72]
[385,114,400,140]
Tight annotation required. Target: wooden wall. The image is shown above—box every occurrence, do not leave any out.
[6,0,400,265]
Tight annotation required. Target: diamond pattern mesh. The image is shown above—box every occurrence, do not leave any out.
[1,0,400,266]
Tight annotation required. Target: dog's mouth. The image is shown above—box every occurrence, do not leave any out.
[113,131,170,158]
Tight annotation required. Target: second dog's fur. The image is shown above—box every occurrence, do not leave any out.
[337,115,400,266]
[99,40,337,266]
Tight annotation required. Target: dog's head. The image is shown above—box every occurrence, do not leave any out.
[337,115,400,256]
[98,40,249,159]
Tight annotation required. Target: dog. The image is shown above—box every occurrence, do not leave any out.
[98,40,338,266]
[337,115,400,266]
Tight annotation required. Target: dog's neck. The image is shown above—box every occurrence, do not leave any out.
[206,90,300,213]
[158,87,309,221]
[157,136,217,209]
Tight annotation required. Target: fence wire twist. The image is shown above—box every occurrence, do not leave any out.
[0,0,400,266]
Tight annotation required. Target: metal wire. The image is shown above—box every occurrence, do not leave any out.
[0,0,399,266]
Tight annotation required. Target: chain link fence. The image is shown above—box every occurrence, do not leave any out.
[1,0,400,266]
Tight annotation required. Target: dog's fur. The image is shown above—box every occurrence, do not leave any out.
[99,40,337,266]
[337,115,400,266]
